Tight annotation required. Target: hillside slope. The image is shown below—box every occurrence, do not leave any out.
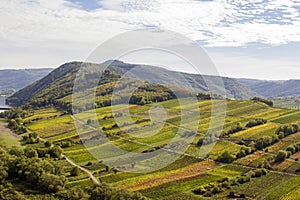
[238,78,300,97]
[7,60,258,108]
[0,68,52,94]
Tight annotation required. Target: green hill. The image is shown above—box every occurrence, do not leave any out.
[7,60,257,109]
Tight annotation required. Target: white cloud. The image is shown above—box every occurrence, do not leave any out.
[1,0,300,47]
[0,0,300,73]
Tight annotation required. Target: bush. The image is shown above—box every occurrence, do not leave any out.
[236,146,253,159]
[45,141,52,147]
[226,123,244,135]
[252,97,273,107]
[87,119,92,125]
[216,151,236,163]
[246,118,267,128]
[24,148,38,158]
[251,169,267,178]
[237,176,250,184]
[49,146,63,159]
[276,124,299,138]
[70,167,80,176]
[254,136,276,150]
[275,150,287,162]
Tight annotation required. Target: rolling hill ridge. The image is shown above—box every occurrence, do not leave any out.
[7,60,258,109]
[237,78,300,98]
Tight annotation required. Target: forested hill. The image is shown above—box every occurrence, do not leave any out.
[7,62,82,107]
[237,78,300,98]
[7,60,258,109]
[0,68,52,94]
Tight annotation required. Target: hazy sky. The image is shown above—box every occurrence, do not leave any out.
[0,0,300,80]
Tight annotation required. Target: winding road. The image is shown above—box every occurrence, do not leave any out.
[37,131,100,185]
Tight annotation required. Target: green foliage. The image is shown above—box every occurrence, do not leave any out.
[70,167,80,176]
[216,151,236,163]
[0,108,28,120]
[86,118,92,125]
[236,146,253,159]
[196,92,224,100]
[275,150,287,163]
[45,140,52,147]
[24,147,38,158]
[193,168,268,198]
[286,142,300,155]
[89,185,147,200]
[0,147,66,193]
[56,139,74,148]
[251,168,267,178]
[276,124,299,139]
[22,132,39,144]
[9,147,24,157]
[226,123,244,135]
[0,144,147,199]
[49,146,63,159]
[254,135,278,150]
[246,118,267,128]
[2,108,28,134]
[252,97,274,107]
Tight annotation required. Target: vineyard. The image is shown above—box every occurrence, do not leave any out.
[17,99,300,199]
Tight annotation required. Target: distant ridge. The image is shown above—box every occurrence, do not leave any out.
[0,68,53,93]
[237,78,300,97]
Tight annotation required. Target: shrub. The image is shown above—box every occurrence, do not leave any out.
[24,147,38,158]
[45,141,52,147]
[70,167,80,176]
[276,124,299,138]
[226,123,244,135]
[237,176,250,184]
[216,151,236,163]
[252,97,273,107]
[246,118,267,128]
[275,150,287,162]
[251,169,267,178]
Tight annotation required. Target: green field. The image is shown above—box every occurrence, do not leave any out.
[0,119,21,147]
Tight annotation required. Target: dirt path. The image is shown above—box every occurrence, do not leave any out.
[34,120,100,186]
[0,120,20,139]
[63,155,100,185]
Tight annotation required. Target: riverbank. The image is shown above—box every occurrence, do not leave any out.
[0,119,20,147]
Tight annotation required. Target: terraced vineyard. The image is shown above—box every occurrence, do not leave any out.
[22,99,300,199]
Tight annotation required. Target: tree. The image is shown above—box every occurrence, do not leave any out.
[9,147,24,157]
[227,123,244,135]
[275,150,287,162]
[45,140,52,147]
[24,147,38,158]
[251,97,273,107]
[49,146,63,159]
[0,165,8,184]
[87,119,92,125]
[38,173,66,193]
[216,151,236,163]
[71,167,80,176]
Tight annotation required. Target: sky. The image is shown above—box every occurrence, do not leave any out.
[0,0,300,80]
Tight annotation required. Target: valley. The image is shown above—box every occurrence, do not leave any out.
[2,97,300,199]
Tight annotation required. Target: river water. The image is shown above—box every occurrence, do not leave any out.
[0,95,10,113]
